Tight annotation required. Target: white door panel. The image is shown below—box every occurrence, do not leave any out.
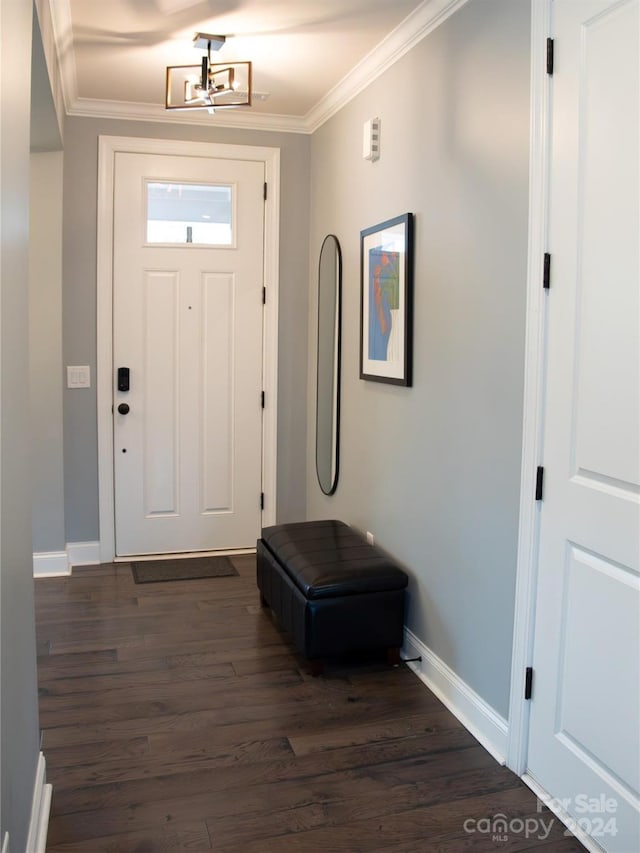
[201,272,235,513]
[144,270,179,515]
[528,1,640,850]
[113,152,264,555]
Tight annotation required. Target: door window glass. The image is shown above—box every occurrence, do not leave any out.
[146,182,233,245]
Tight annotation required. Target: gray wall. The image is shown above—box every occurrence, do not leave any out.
[30,151,65,553]
[1,0,41,848]
[62,117,310,543]
[30,11,62,153]
[306,0,530,718]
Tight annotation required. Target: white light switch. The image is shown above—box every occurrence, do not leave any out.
[67,365,91,388]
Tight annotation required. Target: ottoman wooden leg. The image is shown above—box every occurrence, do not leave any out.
[387,647,401,666]
[309,659,324,677]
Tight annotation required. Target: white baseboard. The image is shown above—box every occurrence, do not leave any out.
[33,540,102,576]
[402,627,509,765]
[66,540,100,567]
[26,753,52,853]
[2,831,9,853]
[33,551,70,578]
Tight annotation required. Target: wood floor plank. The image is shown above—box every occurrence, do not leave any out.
[205,788,566,853]
[36,559,585,852]
[38,669,306,728]
[46,819,212,852]
[36,649,118,670]
[38,653,169,684]
[45,737,294,790]
[204,765,526,851]
[374,820,585,853]
[50,734,489,816]
[43,736,150,772]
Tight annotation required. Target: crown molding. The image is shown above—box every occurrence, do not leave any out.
[67,97,309,134]
[49,0,471,136]
[45,0,78,112]
[304,0,472,132]
[34,0,66,140]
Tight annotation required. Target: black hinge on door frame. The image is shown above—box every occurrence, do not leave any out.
[546,38,554,75]
[261,391,265,409]
[524,667,533,700]
[263,182,268,201]
[262,286,266,305]
[543,253,551,289]
[260,492,264,510]
[535,466,544,501]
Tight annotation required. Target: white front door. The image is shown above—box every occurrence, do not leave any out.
[112,152,265,556]
[527,1,639,850]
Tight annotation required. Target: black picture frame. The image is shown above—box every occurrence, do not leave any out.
[359,212,414,386]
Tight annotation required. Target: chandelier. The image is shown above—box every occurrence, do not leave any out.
[165,33,251,113]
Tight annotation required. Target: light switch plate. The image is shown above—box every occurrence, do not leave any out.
[67,365,91,388]
[363,117,380,161]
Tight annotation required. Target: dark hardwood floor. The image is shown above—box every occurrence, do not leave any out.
[35,556,584,852]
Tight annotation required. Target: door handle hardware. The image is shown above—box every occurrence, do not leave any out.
[117,403,130,415]
[118,367,130,392]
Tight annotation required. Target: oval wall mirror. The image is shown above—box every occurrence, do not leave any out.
[316,234,342,495]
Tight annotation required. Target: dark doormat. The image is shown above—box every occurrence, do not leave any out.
[131,556,239,584]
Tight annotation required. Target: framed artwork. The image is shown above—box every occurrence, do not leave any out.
[360,212,414,386]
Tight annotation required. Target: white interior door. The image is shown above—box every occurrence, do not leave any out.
[113,152,265,556]
[527,1,639,850]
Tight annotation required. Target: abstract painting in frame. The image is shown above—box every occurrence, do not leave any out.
[360,212,413,386]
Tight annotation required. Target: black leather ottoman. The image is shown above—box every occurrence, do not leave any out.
[256,519,408,675]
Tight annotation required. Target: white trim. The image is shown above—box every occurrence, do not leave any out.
[261,150,280,530]
[66,540,101,567]
[507,0,552,776]
[2,832,8,853]
[43,0,77,114]
[33,551,70,578]
[25,753,52,853]
[403,628,509,766]
[305,0,471,132]
[34,0,65,141]
[521,774,606,853]
[97,135,279,563]
[67,97,308,135]
[48,0,470,135]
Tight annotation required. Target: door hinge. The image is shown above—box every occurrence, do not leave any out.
[543,253,551,289]
[524,667,533,700]
[262,286,266,305]
[263,182,267,201]
[546,38,554,75]
[535,466,544,501]
[260,492,264,510]
[261,391,265,408]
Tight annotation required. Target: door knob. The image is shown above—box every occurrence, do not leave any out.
[117,403,130,415]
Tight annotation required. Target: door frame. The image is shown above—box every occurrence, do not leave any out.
[507,0,552,774]
[96,135,280,562]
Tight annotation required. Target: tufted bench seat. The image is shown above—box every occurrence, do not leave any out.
[256,519,408,675]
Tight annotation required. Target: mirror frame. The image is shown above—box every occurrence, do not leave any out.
[315,234,342,495]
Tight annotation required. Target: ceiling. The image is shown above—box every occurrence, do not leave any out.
[48,0,434,133]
